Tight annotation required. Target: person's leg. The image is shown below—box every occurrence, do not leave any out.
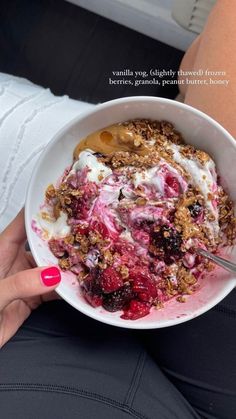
[0,301,200,419]
[145,290,236,419]
[179,0,236,138]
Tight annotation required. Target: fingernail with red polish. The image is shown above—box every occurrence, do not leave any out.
[41,267,61,287]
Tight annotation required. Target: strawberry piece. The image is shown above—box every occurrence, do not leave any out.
[121,300,150,320]
[100,267,123,293]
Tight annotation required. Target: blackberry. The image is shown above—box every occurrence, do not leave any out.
[70,197,83,218]
[139,219,154,232]
[188,202,202,218]
[102,285,134,312]
[82,269,103,296]
[151,225,182,264]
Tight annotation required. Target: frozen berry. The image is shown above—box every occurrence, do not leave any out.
[83,291,103,307]
[134,278,157,300]
[73,223,89,235]
[129,270,157,302]
[188,202,202,218]
[70,197,84,218]
[102,285,134,312]
[151,225,182,264]
[129,266,150,280]
[100,267,123,293]
[82,269,102,296]
[139,219,154,232]
[90,220,109,239]
[121,300,150,320]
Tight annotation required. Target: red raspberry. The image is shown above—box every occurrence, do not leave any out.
[73,223,89,235]
[121,300,150,320]
[90,220,109,239]
[138,293,150,302]
[129,266,150,280]
[100,267,123,293]
[131,275,157,301]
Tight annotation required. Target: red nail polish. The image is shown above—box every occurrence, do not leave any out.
[41,267,61,286]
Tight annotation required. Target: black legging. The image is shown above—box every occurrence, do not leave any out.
[0,290,236,419]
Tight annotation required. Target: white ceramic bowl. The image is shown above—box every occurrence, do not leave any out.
[25,96,236,329]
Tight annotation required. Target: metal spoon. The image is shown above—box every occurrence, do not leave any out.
[196,248,236,274]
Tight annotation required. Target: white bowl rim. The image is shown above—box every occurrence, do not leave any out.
[25,95,236,329]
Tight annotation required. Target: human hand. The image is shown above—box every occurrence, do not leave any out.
[0,209,61,348]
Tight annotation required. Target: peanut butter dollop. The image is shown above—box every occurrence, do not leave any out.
[73,124,151,160]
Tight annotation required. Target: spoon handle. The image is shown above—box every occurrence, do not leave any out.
[197,248,236,274]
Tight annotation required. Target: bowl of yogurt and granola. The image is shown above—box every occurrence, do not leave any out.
[25,96,236,328]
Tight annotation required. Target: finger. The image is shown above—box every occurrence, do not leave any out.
[25,251,37,268]
[41,290,62,302]
[0,300,32,348]
[0,266,61,311]
[0,208,26,245]
[0,292,60,349]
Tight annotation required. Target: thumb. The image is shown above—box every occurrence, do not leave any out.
[0,267,61,311]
